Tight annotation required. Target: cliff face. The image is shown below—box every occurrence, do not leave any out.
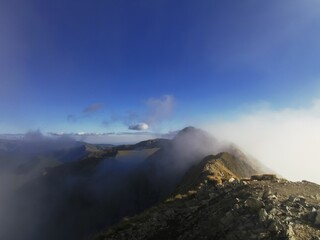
[95,153,320,240]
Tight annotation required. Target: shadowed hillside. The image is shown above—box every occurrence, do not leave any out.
[95,152,320,240]
[0,128,271,240]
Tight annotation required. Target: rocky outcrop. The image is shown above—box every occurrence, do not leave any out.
[251,174,278,181]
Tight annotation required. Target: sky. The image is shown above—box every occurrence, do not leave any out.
[2,0,320,181]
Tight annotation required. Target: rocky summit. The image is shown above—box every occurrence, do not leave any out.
[95,153,320,240]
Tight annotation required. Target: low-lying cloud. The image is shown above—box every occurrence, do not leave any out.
[206,99,320,184]
[47,131,168,144]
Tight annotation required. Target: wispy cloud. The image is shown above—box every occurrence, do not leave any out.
[102,95,175,130]
[82,103,103,114]
[102,111,139,128]
[145,95,174,125]
[205,99,320,184]
[68,103,103,122]
[67,114,78,123]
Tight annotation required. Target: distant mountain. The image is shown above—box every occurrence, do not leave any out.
[115,138,171,151]
[0,139,115,185]
[0,127,285,240]
[0,137,167,240]
[126,127,267,205]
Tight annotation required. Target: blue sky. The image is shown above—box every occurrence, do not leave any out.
[2,0,320,135]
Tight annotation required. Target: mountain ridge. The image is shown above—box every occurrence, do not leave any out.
[94,152,320,240]
[1,127,317,240]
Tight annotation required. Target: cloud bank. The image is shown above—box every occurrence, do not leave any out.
[47,131,169,144]
[206,99,320,184]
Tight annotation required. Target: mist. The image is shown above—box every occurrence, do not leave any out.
[0,122,315,240]
[0,131,84,240]
[205,100,320,184]
[0,127,233,240]
[0,131,168,240]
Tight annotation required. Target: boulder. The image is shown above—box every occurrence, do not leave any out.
[251,174,278,181]
[220,211,234,227]
[262,188,272,199]
[245,197,265,211]
[314,211,320,226]
[258,208,268,222]
[228,177,236,183]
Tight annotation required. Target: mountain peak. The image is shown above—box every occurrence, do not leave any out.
[180,126,197,132]
[175,126,200,137]
[173,126,217,144]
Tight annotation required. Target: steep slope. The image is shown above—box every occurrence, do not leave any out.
[127,127,265,208]
[0,139,169,240]
[95,153,320,240]
[222,143,276,175]
[175,152,258,193]
[16,127,227,240]
[0,128,274,240]
[115,139,171,151]
[131,127,221,201]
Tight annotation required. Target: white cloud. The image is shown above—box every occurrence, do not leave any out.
[128,122,149,131]
[205,99,320,184]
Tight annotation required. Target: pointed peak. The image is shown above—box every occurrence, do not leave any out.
[175,126,202,138]
[174,126,214,142]
[180,126,197,133]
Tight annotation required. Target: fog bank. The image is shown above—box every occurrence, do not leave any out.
[206,100,320,184]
